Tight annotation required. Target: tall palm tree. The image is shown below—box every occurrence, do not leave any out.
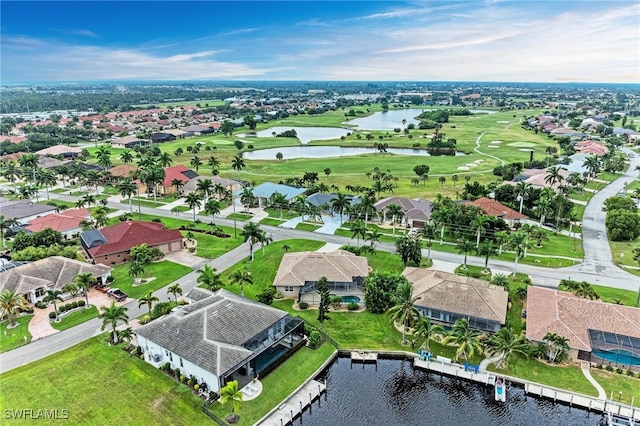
[120,151,134,164]
[387,284,420,344]
[184,192,202,221]
[358,194,376,228]
[168,283,182,303]
[43,289,64,321]
[514,182,531,213]
[204,199,222,225]
[158,152,173,167]
[413,315,444,352]
[118,178,137,213]
[493,230,510,255]
[0,290,27,327]
[583,155,601,181]
[456,239,475,270]
[573,281,599,300]
[241,222,263,261]
[507,231,529,276]
[197,265,223,291]
[138,291,159,318]
[385,203,404,236]
[0,215,18,248]
[239,187,255,213]
[196,178,214,204]
[99,301,129,344]
[231,268,253,297]
[365,229,381,249]
[139,166,165,202]
[476,240,497,274]
[36,168,57,201]
[535,197,552,226]
[544,166,566,189]
[543,332,570,363]
[128,261,145,284]
[471,214,492,247]
[443,317,484,361]
[1,161,20,192]
[190,155,202,172]
[81,193,97,209]
[349,220,367,248]
[74,272,97,307]
[419,221,437,262]
[485,327,530,369]
[231,154,245,178]
[220,380,243,422]
[270,192,288,220]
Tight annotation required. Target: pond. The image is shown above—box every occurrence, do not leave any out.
[242,127,352,144]
[242,145,465,160]
[345,108,497,131]
[299,356,601,426]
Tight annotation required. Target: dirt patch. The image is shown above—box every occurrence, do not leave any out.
[149,395,165,412]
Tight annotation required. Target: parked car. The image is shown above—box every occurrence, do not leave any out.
[96,284,111,293]
[107,288,128,302]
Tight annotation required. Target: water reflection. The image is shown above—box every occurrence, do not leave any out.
[242,146,465,160]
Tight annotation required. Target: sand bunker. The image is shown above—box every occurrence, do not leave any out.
[465,163,479,168]
[489,140,502,144]
[457,166,470,171]
[507,141,536,148]
[487,145,500,148]
[518,148,534,152]
[496,121,510,124]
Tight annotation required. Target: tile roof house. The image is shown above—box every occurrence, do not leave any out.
[273,250,369,303]
[111,135,150,149]
[0,198,58,224]
[0,256,112,303]
[463,197,527,225]
[108,164,139,179]
[375,197,433,228]
[402,268,508,332]
[35,145,82,158]
[234,182,306,207]
[574,140,609,156]
[181,175,243,199]
[25,208,90,237]
[136,288,305,392]
[80,220,183,265]
[526,286,640,365]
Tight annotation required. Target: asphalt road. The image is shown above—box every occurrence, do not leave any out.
[1,156,638,373]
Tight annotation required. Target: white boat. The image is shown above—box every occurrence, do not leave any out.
[494,378,506,402]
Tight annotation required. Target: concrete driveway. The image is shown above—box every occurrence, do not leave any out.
[163,250,208,269]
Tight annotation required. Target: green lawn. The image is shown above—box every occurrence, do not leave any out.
[121,198,168,208]
[51,306,99,331]
[209,344,336,425]
[363,249,406,274]
[488,355,598,397]
[591,369,640,405]
[226,213,252,221]
[559,283,640,308]
[295,222,321,232]
[109,260,192,299]
[0,336,207,425]
[609,238,640,269]
[259,218,283,226]
[0,315,33,353]
[181,230,244,259]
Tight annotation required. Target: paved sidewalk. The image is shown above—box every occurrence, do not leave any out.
[581,367,607,400]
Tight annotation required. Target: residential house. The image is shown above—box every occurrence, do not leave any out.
[80,220,183,265]
[273,250,369,303]
[526,286,640,368]
[25,208,90,238]
[463,197,527,226]
[151,132,176,143]
[138,165,198,196]
[574,140,609,156]
[136,288,306,392]
[0,256,112,303]
[181,175,243,199]
[403,268,508,332]
[233,182,306,207]
[35,145,82,159]
[180,124,216,135]
[306,193,361,216]
[111,135,149,149]
[108,164,139,180]
[0,198,57,224]
[375,197,433,229]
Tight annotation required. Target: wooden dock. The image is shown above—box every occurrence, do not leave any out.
[351,351,378,362]
[257,379,326,426]
[413,356,639,423]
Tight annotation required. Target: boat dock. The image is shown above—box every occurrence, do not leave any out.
[257,379,326,426]
[351,351,378,363]
[413,356,639,424]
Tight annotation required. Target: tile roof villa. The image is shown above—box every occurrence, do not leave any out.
[135,288,305,392]
[402,268,508,332]
[463,197,527,224]
[526,286,640,367]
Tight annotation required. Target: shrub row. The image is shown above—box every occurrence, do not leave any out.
[48,300,86,319]
[595,363,640,379]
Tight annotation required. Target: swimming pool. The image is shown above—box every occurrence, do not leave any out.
[592,348,640,366]
[341,296,361,304]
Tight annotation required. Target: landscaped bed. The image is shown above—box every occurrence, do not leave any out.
[0,336,208,425]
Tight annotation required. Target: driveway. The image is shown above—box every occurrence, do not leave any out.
[163,250,208,269]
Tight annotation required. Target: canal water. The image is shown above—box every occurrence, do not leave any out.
[298,356,604,426]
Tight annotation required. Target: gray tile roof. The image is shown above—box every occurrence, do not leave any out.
[375,197,433,221]
[0,256,112,295]
[0,199,57,221]
[136,289,289,376]
[273,250,369,287]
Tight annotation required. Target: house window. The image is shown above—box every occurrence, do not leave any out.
[104,256,108,260]
[285,286,293,292]
[169,353,173,362]
[117,254,121,258]
[180,358,183,367]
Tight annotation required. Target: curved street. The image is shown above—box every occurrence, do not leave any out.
[1,152,638,373]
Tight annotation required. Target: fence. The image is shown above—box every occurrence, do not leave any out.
[201,401,228,426]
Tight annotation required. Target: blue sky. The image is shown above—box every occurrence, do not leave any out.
[2,1,639,83]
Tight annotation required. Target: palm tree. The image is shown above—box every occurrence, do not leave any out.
[219,380,243,422]
[190,155,202,172]
[118,327,134,345]
[443,317,484,361]
[43,289,64,321]
[139,166,165,202]
[197,265,223,291]
[365,229,381,249]
[349,220,367,247]
[74,272,97,307]
[168,283,183,303]
[118,179,137,213]
[36,168,57,201]
[196,178,214,204]
[387,284,420,344]
[204,199,222,225]
[438,176,446,188]
[81,193,96,209]
[493,230,510,255]
[330,193,351,227]
[413,315,444,352]
[241,222,263,261]
[231,268,253,297]
[138,291,159,318]
[485,327,530,369]
[543,332,570,364]
[471,214,492,247]
[514,182,531,213]
[536,196,552,226]
[231,154,245,178]
[544,166,565,189]
[456,239,475,270]
[506,231,529,276]
[239,187,255,213]
[120,151,134,164]
[573,281,599,300]
[0,215,18,248]
[158,152,173,167]
[1,161,20,192]
[128,261,145,284]
[99,301,129,344]
[271,192,288,220]
[419,221,437,262]
[0,290,27,327]
[171,178,185,194]
[529,226,549,248]
[584,155,601,181]
[490,273,509,287]
[184,192,202,221]
[358,194,376,228]
[385,203,404,236]
[476,240,497,274]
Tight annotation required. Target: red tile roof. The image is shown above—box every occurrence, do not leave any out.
[464,197,527,220]
[26,209,90,233]
[162,164,191,187]
[88,221,183,256]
